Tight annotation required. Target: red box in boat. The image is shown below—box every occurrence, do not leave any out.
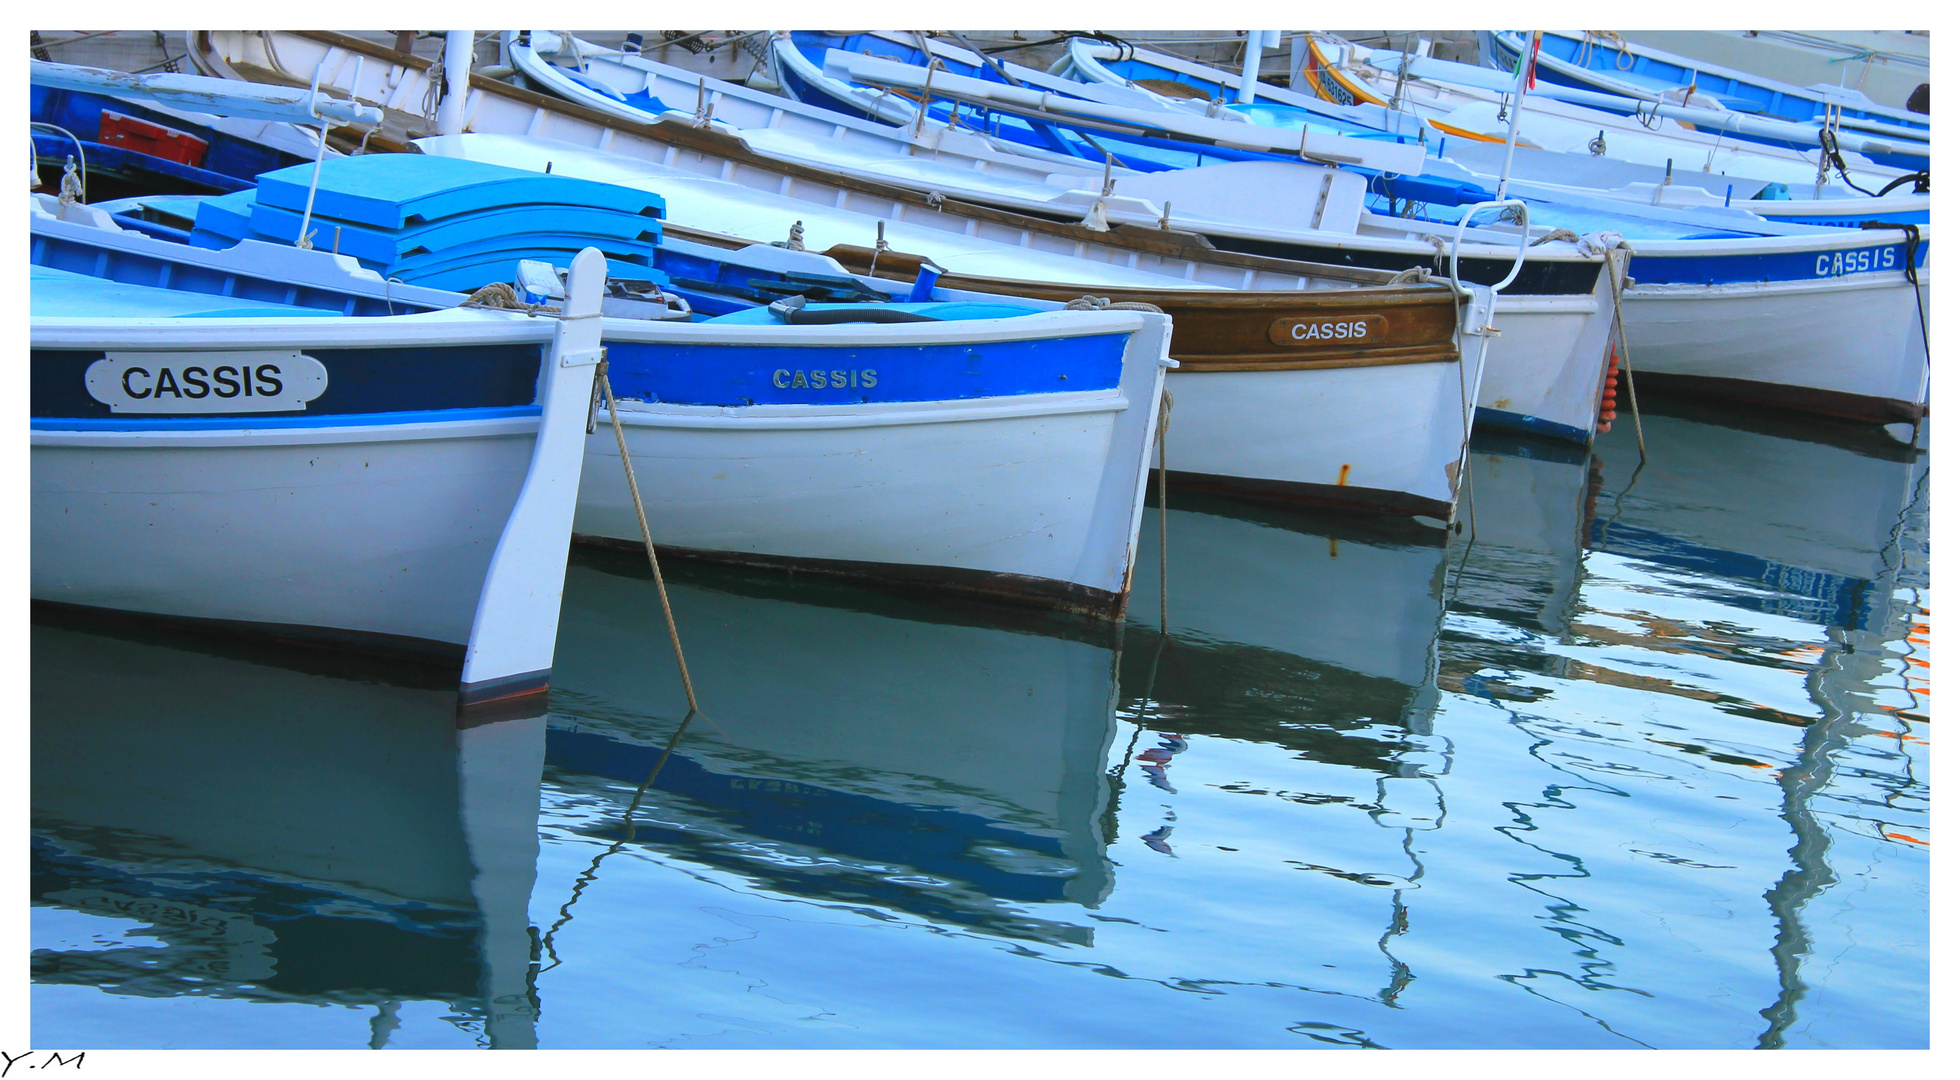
[98,111,209,167]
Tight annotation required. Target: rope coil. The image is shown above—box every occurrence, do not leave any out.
[1064,295,1167,313]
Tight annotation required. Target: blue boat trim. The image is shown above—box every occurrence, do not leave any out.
[30,230,442,319]
[31,83,312,187]
[603,332,1129,407]
[1628,239,1927,286]
[32,133,251,194]
[34,343,545,420]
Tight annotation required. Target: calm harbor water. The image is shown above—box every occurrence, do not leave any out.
[31,401,1929,1049]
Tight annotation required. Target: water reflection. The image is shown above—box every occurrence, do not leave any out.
[1441,402,1927,1048]
[541,553,1124,945]
[30,621,547,1048]
[1121,494,1457,1008]
[29,398,1926,1048]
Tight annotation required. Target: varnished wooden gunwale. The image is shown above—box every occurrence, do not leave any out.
[816,243,1464,372]
[203,31,1466,372]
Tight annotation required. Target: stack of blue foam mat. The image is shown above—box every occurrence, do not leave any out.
[190,154,670,292]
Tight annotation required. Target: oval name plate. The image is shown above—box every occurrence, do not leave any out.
[84,350,329,414]
[1268,314,1389,348]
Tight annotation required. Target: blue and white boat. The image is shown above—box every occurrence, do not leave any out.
[34,156,1178,619]
[784,40,1932,436]
[32,200,607,716]
[490,30,1618,449]
[1486,31,1930,169]
[1060,34,1929,228]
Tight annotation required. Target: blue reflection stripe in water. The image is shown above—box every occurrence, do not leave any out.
[1589,520,1864,627]
[544,727,1074,904]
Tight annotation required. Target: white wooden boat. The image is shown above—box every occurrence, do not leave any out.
[35,188,1176,619]
[193,30,1505,528]
[32,206,605,716]
[1616,31,1928,115]
[1488,31,1930,161]
[782,38,1933,435]
[429,132,1485,526]
[502,30,1621,446]
[1275,37,1927,224]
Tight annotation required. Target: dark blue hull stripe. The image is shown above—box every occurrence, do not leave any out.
[33,345,545,421]
[1474,406,1593,445]
[1629,240,1926,286]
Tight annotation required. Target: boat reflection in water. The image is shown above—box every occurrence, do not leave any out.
[1438,399,1927,1047]
[1587,399,1928,1048]
[540,495,1470,1017]
[30,395,1923,1048]
[1450,432,1600,636]
[31,617,547,1048]
[541,551,1124,945]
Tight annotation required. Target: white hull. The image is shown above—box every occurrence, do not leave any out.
[1480,257,1621,440]
[32,254,609,704]
[1165,345,1484,520]
[1625,271,1929,426]
[578,314,1173,616]
[34,419,536,649]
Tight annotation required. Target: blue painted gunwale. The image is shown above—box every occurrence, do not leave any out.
[1758,207,1930,228]
[31,132,251,194]
[30,229,445,318]
[31,341,546,424]
[602,331,1128,408]
[1626,236,1926,286]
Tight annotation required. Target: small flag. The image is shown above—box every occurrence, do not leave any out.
[1513,30,1542,90]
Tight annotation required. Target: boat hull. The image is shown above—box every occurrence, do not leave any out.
[1624,272,1929,428]
[1476,266,1620,443]
[577,392,1142,618]
[30,293,601,714]
[34,413,539,659]
[574,311,1172,619]
[811,246,1481,515]
[1162,350,1481,523]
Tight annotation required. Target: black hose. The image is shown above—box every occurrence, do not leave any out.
[1878,170,1930,196]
